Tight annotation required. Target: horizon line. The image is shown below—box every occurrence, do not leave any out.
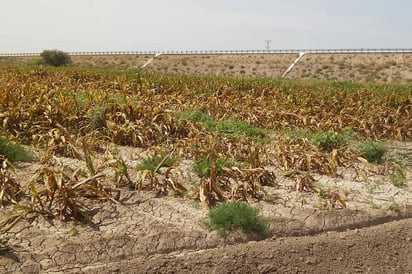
[1,47,412,57]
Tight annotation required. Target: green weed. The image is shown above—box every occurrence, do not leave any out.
[389,198,400,212]
[87,103,106,129]
[358,140,386,164]
[193,156,235,178]
[0,136,34,162]
[179,110,266,139]
[178,109,214,126]
[213,119,266,139]
[0,233,10,255]
[311,130,348,151]
[389,163,406,187]
[206,201,268,236]
[137,153,178,173]
[65,225,79,236]
[285,128,356,151]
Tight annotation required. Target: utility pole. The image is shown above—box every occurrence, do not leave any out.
[265,40,272,51]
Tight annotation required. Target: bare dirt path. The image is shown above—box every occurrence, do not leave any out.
[93,218,412,274]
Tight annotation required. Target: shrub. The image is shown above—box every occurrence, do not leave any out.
[87,103,106,129]
[179,110,266,139]
[137,153,178,173]
[178,110,214,126]
[388,198,400,212]
[389,163,406,187]
[213,119,266,139]
[193,156,235,178]
[40,49,71,66]
[311,130,347,151]
[358,140,386,164]
[0,233,10,255]
[206,201,268,236]
[0,136,34,162]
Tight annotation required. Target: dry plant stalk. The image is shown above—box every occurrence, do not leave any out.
[26,164,116,222]
[0,156,21,205]
[198,166,277,209]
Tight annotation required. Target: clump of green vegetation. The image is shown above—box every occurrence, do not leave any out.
[0,233,10,255]
[213,119,266,139]
[358,140,386,164]
[286,128,356,152]
[178,109,214,126]
[65,225,79,236]
[389,163,406,187]
[40,49,71,67]
[179,110,266,139]
[206,201,269,236]
[311,130,348,151]
[388,198,400,212]
[0,136,34,162]
[137,153,178,173]
[73,90,90,109]
[193,156,235,178]
[87,103,106,129]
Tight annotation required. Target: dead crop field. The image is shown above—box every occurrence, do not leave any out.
[0,65,411,273]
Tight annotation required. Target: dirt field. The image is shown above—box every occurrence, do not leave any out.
[1,141,411,273]
[0,61,411,273]
[1,52,412,83]
[289,53,412,83]
[114,218,412,274]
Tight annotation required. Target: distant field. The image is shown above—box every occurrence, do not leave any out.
[1,52,412,83]
[289,53,412,83]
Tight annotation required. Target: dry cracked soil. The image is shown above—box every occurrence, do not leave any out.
[1,143,411,274]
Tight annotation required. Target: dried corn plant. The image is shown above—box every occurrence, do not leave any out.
[1,67,410,153]
[135,168,187,196]
[224,167,277,201]
[26,164,117,222]
[0,156,21,205]
[0,65,410,217]
[135,150,187,196]
[44,127,82,160]
[269,138,345,176]
[293,174,346,209]
[196,163,277,209]
[316,184,347,209]
[294,173,318,192]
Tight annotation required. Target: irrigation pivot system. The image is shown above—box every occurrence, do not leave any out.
[1,48,412,57]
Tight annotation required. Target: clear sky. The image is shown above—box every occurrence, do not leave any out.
[1,0,411,53]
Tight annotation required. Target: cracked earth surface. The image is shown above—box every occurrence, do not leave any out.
[1,144,411,273]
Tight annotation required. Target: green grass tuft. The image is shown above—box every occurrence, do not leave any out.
[284,128,357,152]
[0,233,10,255]
[87,103,106,129]
[213,119,266,138]
[179,110,266,139]
[193,156,235,178]
[389,163,406,187]
[358,140,386,164]
[311,130,349,151]
[178,109,214,125]
[137,153,178,173]
[388,198,400,212]
[0,136,34,162]
[206,201,269,236]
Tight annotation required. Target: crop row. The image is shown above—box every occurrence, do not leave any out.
[0,66,410,222]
